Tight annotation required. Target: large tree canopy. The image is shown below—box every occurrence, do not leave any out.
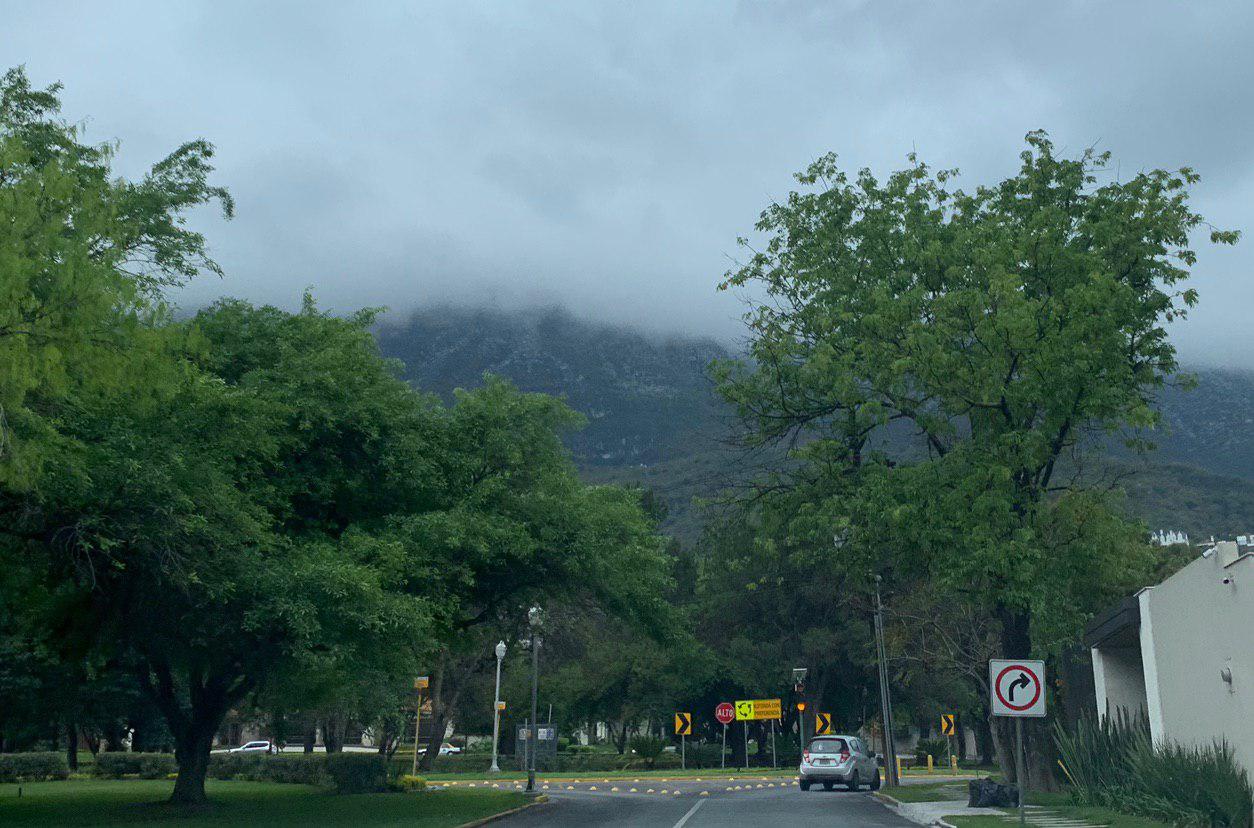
[0,67,232,487]
[716,132,1237,782]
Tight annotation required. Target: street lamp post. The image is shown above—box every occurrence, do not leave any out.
[490,640,506,773]
[526,607,541,793]
[874,575,900,787]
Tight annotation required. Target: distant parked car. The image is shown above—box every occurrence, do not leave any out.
[798,735,880,792]
[418,742,462,756]
[230,740,278,754]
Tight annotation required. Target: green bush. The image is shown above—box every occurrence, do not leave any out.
[0,752,70,782]
[396,774,427,792]
[684,743,725,769]
[208,753,327,785]
[94,752,173,778]
[913,738,949,767]
[628,736,666,769]
[325,753,389,794]
[1056,713,1253,827]
[138,753,177,779]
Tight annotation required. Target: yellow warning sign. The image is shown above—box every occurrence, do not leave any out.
[674,712,693,736]
[733,698,781,721]
[814,712,833,736]
[940,713,956,736]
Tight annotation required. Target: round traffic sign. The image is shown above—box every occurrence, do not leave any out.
[993,663,1042,712]
[715,702,735,725]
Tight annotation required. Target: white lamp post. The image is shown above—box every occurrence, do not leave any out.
[490,640,506,773]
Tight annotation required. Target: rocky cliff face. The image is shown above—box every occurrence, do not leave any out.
[375,305,1254,539]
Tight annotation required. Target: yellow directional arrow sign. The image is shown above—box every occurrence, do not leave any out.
[814,712,833,736]
[940,713,956,736]
[674,712,693,736]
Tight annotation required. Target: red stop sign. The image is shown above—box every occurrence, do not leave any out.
[715,702,735,725]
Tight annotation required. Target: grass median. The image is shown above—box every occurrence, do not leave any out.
[0,779,529,827]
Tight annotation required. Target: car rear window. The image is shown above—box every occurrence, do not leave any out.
[808,738,848,754]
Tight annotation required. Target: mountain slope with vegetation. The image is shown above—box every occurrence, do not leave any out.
[375,306,1254,542]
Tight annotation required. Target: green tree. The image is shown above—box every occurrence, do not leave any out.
[716,132,1237,782]
[1,299,438,804]
[0,67,232,487]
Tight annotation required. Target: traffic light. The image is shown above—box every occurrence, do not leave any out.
[797,701,806,712]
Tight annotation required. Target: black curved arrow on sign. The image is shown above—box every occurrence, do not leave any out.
[1007,672,1032,702]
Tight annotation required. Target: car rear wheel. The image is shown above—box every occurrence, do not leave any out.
[799,779,811,791]
[822,781,833,791]
[847,771,860,792]
[869,769,881,790]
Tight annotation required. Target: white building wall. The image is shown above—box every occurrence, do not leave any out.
[1091,645,1147,720]
[1140,543,1254,775]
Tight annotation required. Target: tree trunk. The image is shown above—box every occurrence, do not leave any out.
[303,725,317,753]
[170,720,217,806]
[322,715,343,754]
[66,723,79,771]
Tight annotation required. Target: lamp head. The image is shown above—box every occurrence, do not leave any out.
[495,640,507,660]
[528,606,542,627]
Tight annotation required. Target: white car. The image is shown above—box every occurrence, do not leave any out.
[798,735,880,791]
[418,742,462,756]
[229,740,278,754]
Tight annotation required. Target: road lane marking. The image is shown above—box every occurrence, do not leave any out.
[672,799,705,828]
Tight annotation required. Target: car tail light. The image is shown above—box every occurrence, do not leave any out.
[802,750,810,763]
[840,751,850,762]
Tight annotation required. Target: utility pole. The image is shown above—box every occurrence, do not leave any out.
[874,575,899,786]
[490,641,506,773]
[526,607,541,793]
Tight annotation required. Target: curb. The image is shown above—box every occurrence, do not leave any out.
[456,794,549,828]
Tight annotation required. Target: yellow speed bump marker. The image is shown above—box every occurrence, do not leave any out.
[589,786,597,790]
[630,788,637,792]
[611,787,619,792]
[673,790,682,795]
[700,791,709,796]
[646,788,655,793]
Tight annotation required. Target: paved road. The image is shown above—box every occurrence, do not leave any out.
[488,778,913,827]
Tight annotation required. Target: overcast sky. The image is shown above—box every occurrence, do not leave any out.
[4,1,1252,365]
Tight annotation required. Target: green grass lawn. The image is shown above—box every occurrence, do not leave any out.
[0,779,528,826]
[945,807,1168,828]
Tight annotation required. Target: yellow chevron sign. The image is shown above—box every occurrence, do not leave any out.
[940,713,956,736]
[674,712,693,736]
[814,712,833,736]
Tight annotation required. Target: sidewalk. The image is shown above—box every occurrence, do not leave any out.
[877,792,1106,828]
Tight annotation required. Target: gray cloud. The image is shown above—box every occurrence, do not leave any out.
[3,0,1251,364]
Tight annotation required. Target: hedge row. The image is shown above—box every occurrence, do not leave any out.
[407,750,689,774]
[91,751,387,792]
[94,752,177,779]
[0,752,70,782]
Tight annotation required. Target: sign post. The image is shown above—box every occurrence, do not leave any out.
[412,676,429,776]
[715,703,735,769]
[990,660,1046,827]
[733,699,781,770]
[940,713,957,773]
[674,713,692,770]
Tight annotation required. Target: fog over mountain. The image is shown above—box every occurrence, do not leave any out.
[377,305,1254,541]
[5,2,1253,367]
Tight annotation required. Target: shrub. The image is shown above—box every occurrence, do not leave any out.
[325,753,388,794]
[628,736,667,769]
[207,753,327,785]
[396,774,426,792]
[138,753,177,779]
[94,752,174,778]
[914,738,949,767]
[1056,713,1253,827]
[0,752,70,782]
[684,743,725,769]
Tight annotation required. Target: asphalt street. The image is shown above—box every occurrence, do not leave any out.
[483,778,915,827]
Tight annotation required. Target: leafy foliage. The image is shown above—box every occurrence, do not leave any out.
[1057,713,1253,827]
